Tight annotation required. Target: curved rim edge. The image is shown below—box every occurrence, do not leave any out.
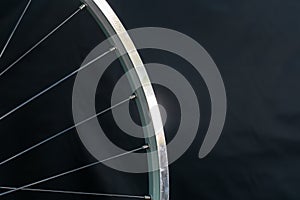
[81,1,169,200]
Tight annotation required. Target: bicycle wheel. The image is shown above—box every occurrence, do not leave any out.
[0,0,169,200]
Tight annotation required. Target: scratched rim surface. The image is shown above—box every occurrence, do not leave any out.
[81,1,169,200]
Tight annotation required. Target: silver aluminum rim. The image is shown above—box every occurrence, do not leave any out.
[81,1,169,200]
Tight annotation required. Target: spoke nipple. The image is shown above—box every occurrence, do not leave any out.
[79,4,87,10]
[130,94,137,100]
[142,144,150,150]
[110,47,117,52]
[144,195,151,200]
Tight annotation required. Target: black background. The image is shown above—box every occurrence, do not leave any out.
[1,0,300,200]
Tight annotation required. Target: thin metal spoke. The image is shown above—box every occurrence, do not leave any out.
[0,94,136,167]
[0,0,32,59]
[0,4,87,77]
[0,145,149,197]
[0,46,116,122]
[0,186,150,199]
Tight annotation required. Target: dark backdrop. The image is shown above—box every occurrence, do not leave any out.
[0,0,300,200]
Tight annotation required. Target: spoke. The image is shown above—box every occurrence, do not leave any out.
[0,46,116,122]
[0,0,32,59]
[0,94,136,167]
[0,186,150,199]
[0,145,149,197]
[0,4,87,77]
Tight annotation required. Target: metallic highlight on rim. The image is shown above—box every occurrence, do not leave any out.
[81,1,169,200]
